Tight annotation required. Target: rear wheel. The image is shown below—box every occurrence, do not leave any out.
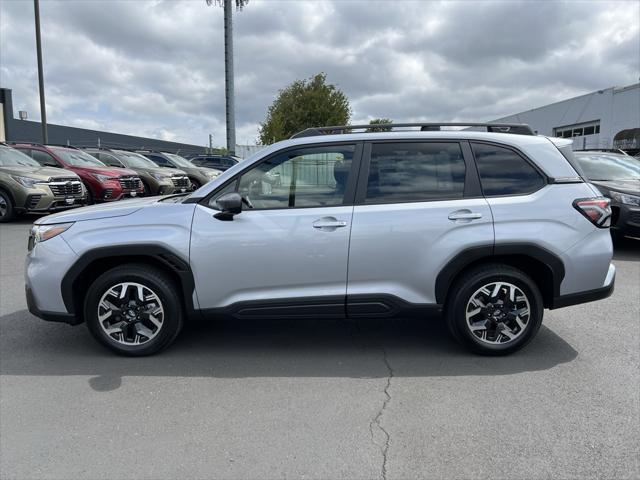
[0,190,15,223]
[84,264,183,356]
[446,264,543,355]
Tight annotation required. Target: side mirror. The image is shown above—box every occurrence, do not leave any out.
[214,192,242,221]
[44,162,58,168]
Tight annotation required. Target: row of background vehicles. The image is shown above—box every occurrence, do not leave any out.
[0,142,236,222]
[1,141,637,238]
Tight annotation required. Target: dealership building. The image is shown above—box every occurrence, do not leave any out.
[493,83,640,153]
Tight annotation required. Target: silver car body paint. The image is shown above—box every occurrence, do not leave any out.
[26,131,614,316]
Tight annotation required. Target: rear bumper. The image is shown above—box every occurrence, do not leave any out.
[551,263,615,309]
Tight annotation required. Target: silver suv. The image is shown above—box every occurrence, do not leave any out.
[25,124,616,356]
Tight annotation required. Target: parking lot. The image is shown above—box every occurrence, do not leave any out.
[1,217,638,480]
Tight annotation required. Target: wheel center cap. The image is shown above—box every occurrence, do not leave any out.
[126,309,137,319]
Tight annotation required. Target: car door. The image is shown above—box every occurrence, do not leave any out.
[190,142,362,317]
[346,140,494,314]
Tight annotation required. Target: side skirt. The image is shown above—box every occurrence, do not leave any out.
[200,294,442,321]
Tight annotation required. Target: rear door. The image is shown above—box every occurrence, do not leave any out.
[346,140,494,314]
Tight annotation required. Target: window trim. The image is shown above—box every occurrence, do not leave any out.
[199,141,364,211]
[470,140,548,198]
[354,139,481,206]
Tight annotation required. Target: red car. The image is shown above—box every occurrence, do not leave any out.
[13,143,144,203]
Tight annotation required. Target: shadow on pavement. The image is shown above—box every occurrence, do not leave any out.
[1,310,578,391]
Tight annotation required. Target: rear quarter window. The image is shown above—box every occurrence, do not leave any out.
[471,143,545,196]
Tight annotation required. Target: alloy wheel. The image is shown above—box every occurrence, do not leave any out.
[97,282,164,346]
[465,281,531,345]
[0,195,7,218]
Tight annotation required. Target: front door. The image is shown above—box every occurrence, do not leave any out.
[190,143,361,317]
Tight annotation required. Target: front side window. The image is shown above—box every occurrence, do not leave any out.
[472,143,545,196]
[234,145,355,209]
[365,142,466,204]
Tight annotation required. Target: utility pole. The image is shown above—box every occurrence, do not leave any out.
[209,133,213,153]
[223,0,236,156]
[33,0,48,143]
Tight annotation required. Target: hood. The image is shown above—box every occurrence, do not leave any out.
[36,196,160,225]
[182,165,221,176]
[0,165,79,180]
[591,180,640,196]
[70,165,139,177]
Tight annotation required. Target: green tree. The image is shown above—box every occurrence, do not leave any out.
[259,73,351,144]
[367,118,393,132]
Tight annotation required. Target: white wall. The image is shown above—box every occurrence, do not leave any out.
[493,83,639,149]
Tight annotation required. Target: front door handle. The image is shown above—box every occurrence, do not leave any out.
[448,210,483,221]
[313,217,348,230]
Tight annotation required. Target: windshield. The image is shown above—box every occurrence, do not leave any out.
[574,153,640,181]
[50,147,107,167]
[0,147,41,167]
[112,150,159,169]
[164,153,195,169]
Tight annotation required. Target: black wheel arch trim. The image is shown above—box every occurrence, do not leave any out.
[435,243,565,305]
[61,245,196,320]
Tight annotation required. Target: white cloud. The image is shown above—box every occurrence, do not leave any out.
[0,0,638,148]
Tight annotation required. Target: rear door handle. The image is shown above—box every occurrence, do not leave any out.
[448,210,483,221]
[313,217,348,230]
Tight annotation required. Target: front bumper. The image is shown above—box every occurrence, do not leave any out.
[16,185,86,213]
[26,285,78,324]
[551,263,615,309]
[612,204,640,238]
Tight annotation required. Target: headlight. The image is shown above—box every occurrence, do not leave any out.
[609,191,640,206]
[12,175,45,188]
[151,173,170,181]
[92,173,117,183]
[30,222,74,248]
[205,171,219,178]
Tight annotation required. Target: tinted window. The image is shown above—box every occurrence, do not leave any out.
[30,150,58,167]
[472,143,545,196]
[235,145,355,209]
[365,143,466,204]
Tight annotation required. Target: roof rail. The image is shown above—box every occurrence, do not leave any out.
[290,122,535,139]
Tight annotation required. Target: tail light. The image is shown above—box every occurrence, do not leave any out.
[573,197,611,228]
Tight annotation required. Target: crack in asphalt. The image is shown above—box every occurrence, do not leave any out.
[369,345,394,480]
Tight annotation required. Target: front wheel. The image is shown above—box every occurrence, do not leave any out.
[84,264,183,356]
[446,264,543,355]
[0,190,15,223]
[190,179,201,191]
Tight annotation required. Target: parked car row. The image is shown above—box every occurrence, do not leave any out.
[0,142,225,222]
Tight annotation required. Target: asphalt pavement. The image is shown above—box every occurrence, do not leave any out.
[1,217,638,480]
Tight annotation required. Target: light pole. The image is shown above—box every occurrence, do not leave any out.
[206,1,248,156]
[33,0,48,144]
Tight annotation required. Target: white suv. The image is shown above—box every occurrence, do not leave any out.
[25,123,615,356]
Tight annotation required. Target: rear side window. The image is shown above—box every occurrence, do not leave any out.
[472,143,545,196]
[365,142,466,204]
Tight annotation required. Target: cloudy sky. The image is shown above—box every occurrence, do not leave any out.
[1,0,638,148]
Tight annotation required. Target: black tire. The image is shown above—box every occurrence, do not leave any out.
[190,179,201,191]
[84,264,183,356]
[0,189,15,223]
[445,264,543,356]
[85,185,95,205]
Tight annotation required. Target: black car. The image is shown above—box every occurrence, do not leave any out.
[190,155,240,171]
[574,151,640,238]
